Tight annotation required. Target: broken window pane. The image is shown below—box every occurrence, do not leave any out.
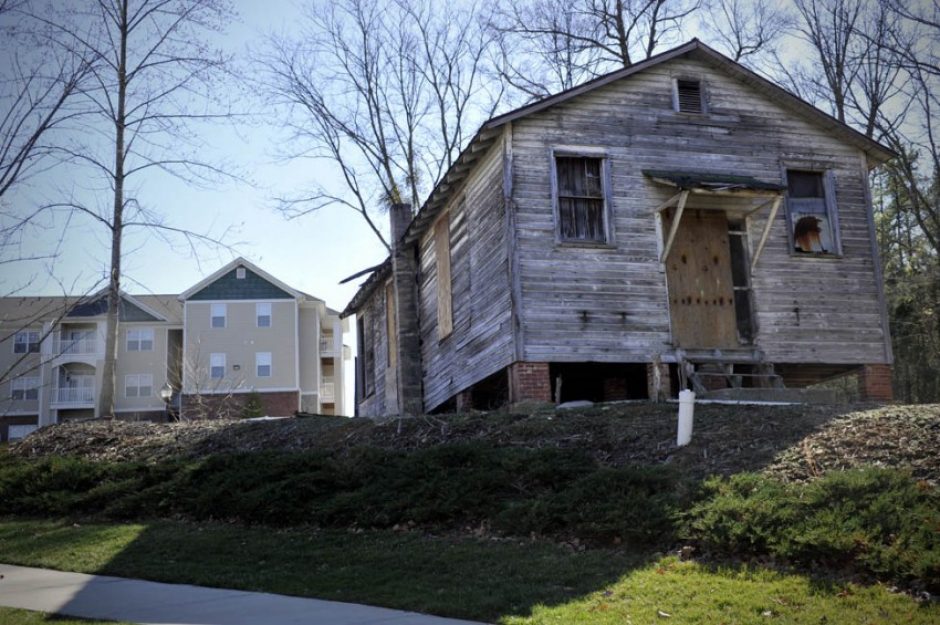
[786,170,835,253]
[556,156,606,242]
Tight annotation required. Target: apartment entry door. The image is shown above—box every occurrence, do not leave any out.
[662,209,738,349]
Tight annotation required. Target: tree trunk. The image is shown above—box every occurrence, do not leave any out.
[97,0,128,419]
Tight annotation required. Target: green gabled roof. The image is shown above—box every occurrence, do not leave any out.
[188,266,295,301]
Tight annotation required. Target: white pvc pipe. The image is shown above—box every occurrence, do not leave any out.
[677,389,695,447]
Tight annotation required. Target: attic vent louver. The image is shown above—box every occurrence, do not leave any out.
[676,79,703,113]
[236,267,246,279]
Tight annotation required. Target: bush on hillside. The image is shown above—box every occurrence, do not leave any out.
[686,468,940,591]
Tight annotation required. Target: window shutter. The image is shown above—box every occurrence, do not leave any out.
[676,79,703,113]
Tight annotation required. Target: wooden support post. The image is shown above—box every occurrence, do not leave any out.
[750,196,782,273]
[660,190,689,263]
[653,191,684,214]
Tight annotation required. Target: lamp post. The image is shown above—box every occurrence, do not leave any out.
[159,381,173,422]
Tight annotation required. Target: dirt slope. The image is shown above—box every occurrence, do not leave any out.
[10,402,940,483]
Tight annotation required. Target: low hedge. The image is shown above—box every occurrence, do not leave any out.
[686,468,940,591]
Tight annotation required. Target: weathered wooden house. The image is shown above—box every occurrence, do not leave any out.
[342,39,895,417]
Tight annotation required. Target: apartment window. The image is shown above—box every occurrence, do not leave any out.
[785,170,839,254]
[434,215,453,338]
[554,155,609,243]
[11,376,39,401]
[125,374,153,398]
[13,331,40,354]
[256,352,272,377]
[210,353,225,379]
[674,78,705,113]
[256,302,272,328]
[126,328,154,352]
[210,303,226,328]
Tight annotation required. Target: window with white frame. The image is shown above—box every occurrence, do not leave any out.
[553,154,610,243]
[126,328,154,351]
[785,169,839,254]
[210,303,226,328]
[210,353,225,379]
[11,376,39,400]
[256,302,272,327]
[125,374,153,398]
[256,352,272,377]
[13,331,40,354]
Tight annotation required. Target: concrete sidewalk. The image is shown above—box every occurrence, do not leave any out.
[0,564,489,625]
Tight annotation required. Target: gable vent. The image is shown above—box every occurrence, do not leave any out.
[676,79,703,113]
[236,267,246,279]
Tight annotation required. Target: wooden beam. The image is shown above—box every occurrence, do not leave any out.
[660,190,689,263]
[654,191,684,213]
[750,196,782,273]
[744,197,777,217]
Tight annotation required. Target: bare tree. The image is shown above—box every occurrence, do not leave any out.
[701,0,794,65]
[19,0,239,419]
[491,0,700,97]
[260,0,500,250]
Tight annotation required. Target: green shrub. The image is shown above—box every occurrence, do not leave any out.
[242,392,264,419]
[687,468,940,591]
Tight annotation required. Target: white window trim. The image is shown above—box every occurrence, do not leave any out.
[256,352,272,378]
[256,302,272,328]
[210,353,226,379]
[126,327,155,352]
[11,376,40,401]
[125,374,153,398]
[549,147,614,246]
[210,303,226,328]
[13,330,40,354]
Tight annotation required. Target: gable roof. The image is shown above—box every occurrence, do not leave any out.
[68,290,168,322]
[343,38,896,316]
[179,257,321,302]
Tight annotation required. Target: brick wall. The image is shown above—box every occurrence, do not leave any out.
[508,362,552,403]
[182,390,299,419]
[857,364,894,402]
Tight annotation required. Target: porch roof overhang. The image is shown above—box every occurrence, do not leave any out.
[645,170,785,272]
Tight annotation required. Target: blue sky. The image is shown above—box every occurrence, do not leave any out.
[2,0,392,314]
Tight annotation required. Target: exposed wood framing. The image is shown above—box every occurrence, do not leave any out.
[660,190,689,263]
[749,196,782,273]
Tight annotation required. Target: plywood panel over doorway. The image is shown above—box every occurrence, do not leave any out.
[663,209,738,349]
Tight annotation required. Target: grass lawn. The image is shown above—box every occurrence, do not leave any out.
[0,519,936,624]
[0,607,127,624]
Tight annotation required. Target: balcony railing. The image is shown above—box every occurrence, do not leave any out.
[319,337,335,356]
[53,336,100,356]
[321,379,335,403]
[53,382,95,405]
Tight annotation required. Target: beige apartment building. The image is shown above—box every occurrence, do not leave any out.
[0,258,349,442]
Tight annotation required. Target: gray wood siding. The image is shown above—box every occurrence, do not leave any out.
[418,138,514,410]
[355,285,390,418]
[510,55,888,366]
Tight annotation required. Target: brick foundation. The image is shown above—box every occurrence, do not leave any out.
[181,390,299,419]
[0,414,39,442]
[602,377,628,401]
[858,364,894,402]
[508,362,552,403]
[646,363,672,401]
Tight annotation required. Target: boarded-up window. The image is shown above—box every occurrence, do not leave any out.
[435,215,453,338]
[357,314,375,397]
[385,282,397,370]
[786,170,838,254]
[675,79,704,113]
[555,156,607,242]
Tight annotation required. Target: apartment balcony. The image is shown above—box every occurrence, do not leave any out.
[51,385,95,406]
[53,336,101,357]
[321,378,335,403]
[319,337,335,357]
